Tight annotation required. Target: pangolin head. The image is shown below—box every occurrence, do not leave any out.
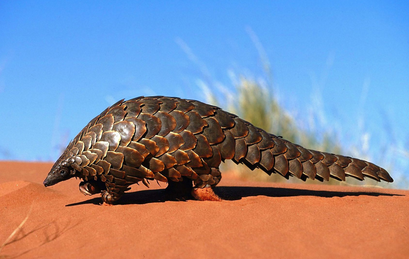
[43,149,78,187]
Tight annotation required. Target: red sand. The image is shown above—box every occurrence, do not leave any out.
[0,161,408,259]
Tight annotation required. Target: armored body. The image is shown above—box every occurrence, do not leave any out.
[43,96,393,204]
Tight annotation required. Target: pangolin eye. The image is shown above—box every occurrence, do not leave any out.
[60,169,68,176]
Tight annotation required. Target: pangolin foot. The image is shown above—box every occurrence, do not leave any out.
[192,185,222,201]
[101,190,118,205]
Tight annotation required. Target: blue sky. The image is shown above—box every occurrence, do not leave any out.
[1,1,408,183]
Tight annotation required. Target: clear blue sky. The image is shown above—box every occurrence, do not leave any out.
[1,1,408,183]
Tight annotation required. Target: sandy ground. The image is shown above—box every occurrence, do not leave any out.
[0,161,408,259]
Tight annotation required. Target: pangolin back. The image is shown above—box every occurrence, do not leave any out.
[43,96,393,204]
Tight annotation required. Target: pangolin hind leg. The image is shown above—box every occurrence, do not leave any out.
[165,177,194,200]
[166,173,222,201]
[191,167,222,201]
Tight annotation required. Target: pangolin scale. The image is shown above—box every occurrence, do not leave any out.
[43,96,393,204]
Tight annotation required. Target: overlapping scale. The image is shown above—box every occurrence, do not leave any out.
[107,105,126,122]
[139,138,159,156]
[149,157,165,173]
[257,130,275,150]
[283,142,301,160]
[138,113,161,139]
[173,150,190,165]
[125,118,146,142]
[328,163,345,181]
[82,151,98,164]
[116,146,144,168]
[93,141,109,159]
[88,123,103,141]
[321,153,337,166]
[124,99,143,118]
[301,160,316,180]
[345,163,364,180]
[270,137,287,155]
[151,135,170,157]
[179,131,197,150]
[74,141,85,154]
[214,110,235,129]
[232,138,247,163]
[244,124,262,145]
[165,132,184,153]
[190,100,216,117]
[361,163,380,181]
[216,130,235,160]
[193,135,213,158]
[186,111,207,134]
[230,118,248,139]
[186,150,203,168]
[158,97,178,113]
[156,111,176,136]
[259,149,274,172]
[81,135,92,151]
[105,151,124,169]
[309,150,324,164]
[98,114,114,131]
[274,154,289,177]
[140,98,161,114]
[159,153,178,169]
[315,161,330,181]
[128,141,150,159]
[244,144,261,165]
[203,146,222,168]
[175,98,195,112]
[170,110,190,133]
[112,121,135,146]
[203,117,225,145]
[167,168,182,181]
[378,168,393,182]
[100,131,121,151]
[288,159,303,178]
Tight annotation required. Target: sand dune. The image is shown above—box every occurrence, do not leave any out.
[0,161,408,259]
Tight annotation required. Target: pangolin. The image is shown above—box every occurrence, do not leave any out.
[43,96,393,204]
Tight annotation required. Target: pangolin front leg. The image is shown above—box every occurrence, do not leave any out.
[43,96,393,205]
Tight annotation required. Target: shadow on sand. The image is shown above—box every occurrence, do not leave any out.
[66,185,402,206]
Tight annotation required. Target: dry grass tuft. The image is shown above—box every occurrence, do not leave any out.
[0,204,33,257]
